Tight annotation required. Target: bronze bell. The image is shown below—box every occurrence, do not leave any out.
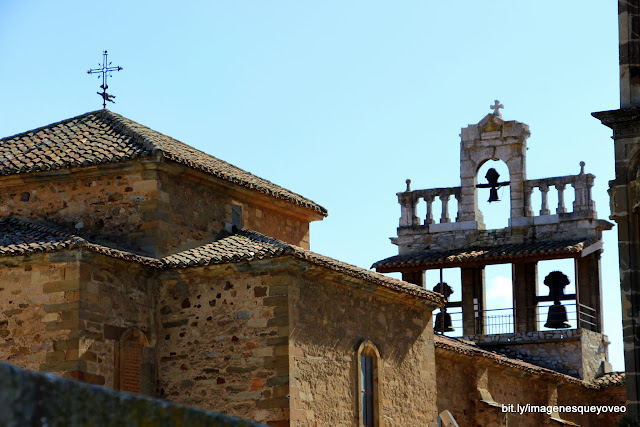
[543,271,571,329]
[488,187,500,203]
[545,304,571,329]
[433,282,455,333]
[434,310,454,332]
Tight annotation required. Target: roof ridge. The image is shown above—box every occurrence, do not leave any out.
[98,110,162,155]
[236,229,296,252]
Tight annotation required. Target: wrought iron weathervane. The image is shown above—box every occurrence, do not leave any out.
[87,50,123,108]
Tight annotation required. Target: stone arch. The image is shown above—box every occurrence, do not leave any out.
[114,327,149,394]
[458,114,529,224]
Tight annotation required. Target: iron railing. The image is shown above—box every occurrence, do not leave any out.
[433,301,597,336]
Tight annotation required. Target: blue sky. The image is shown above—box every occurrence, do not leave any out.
[0,2,624,369]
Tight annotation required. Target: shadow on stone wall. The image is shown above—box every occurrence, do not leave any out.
[0,362,266,426]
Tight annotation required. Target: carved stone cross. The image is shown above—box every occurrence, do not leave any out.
[490,100,504,116]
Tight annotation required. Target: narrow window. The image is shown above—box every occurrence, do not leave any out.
[357,340,381,426]
[361,354,374,426]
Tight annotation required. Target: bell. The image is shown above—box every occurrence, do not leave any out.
[544,304,571,329]
[488,188,500,203]
[434,311,454,333]
[477,168,509,203]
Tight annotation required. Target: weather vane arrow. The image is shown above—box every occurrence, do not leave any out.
[87,50,123,109]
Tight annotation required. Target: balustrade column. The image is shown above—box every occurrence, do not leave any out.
[556,184,566,214]
[540,184,550,216]
[425,196,435,224]
[440,195,451,223]
[524,186,534,217]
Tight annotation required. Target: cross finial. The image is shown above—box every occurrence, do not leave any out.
[87,50,123,109]
[490,100,504,117]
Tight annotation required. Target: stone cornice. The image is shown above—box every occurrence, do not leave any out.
[592,106,640,138]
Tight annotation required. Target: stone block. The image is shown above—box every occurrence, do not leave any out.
[262,297,287,307]
[43,279,80,294]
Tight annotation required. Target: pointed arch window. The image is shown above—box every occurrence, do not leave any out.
[357,340,382,427]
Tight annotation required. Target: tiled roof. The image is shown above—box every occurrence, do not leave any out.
[0,110,327,216]
[163,229,445,304]
[373,239,596,272]
[591,372,625,388]
[0,218,84,256]
[434,335,598,388]
[0,218,160,266]
[0,218,441,304]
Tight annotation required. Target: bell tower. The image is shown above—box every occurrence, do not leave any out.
[375,103,613,381]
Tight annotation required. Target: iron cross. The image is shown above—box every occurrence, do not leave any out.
[87,50,123,108]
[490,100,504,116]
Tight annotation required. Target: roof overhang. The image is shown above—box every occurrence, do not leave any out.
[372,238,600,272]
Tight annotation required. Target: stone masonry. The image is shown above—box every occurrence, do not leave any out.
[592,1,640,420]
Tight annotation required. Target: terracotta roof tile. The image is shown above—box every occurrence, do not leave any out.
[0,219,441,304]
[0,110,326,216]
[0,218,84,255]
[0,218,160,266]
[163,229,444,303]
[435,335,599,388]
[373,239,597,272]
[591,372,625,388]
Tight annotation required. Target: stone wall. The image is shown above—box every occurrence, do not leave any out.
[436,348,626,426]
[0,251,158,391]
[0,161,160,254]
[76,253,156,391]
[156,260,293,426]
[0,361,265,427]
[288,265,439,426]
[466,329,609,380]
[158,166,313,254]
[0,160,316,260]
[0,252,80,374]
[395,218,605,254]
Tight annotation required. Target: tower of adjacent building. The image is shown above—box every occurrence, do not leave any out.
[593,0,640,419]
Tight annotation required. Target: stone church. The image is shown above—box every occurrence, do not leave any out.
[0,105,627,426]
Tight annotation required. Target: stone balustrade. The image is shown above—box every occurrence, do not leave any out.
[398,185,461,227]
[523,167,596,219]
[399,164,596,232]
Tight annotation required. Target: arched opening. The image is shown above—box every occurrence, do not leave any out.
[476,159,511,230]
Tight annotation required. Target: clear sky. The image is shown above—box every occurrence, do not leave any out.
[0,1,624,369]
